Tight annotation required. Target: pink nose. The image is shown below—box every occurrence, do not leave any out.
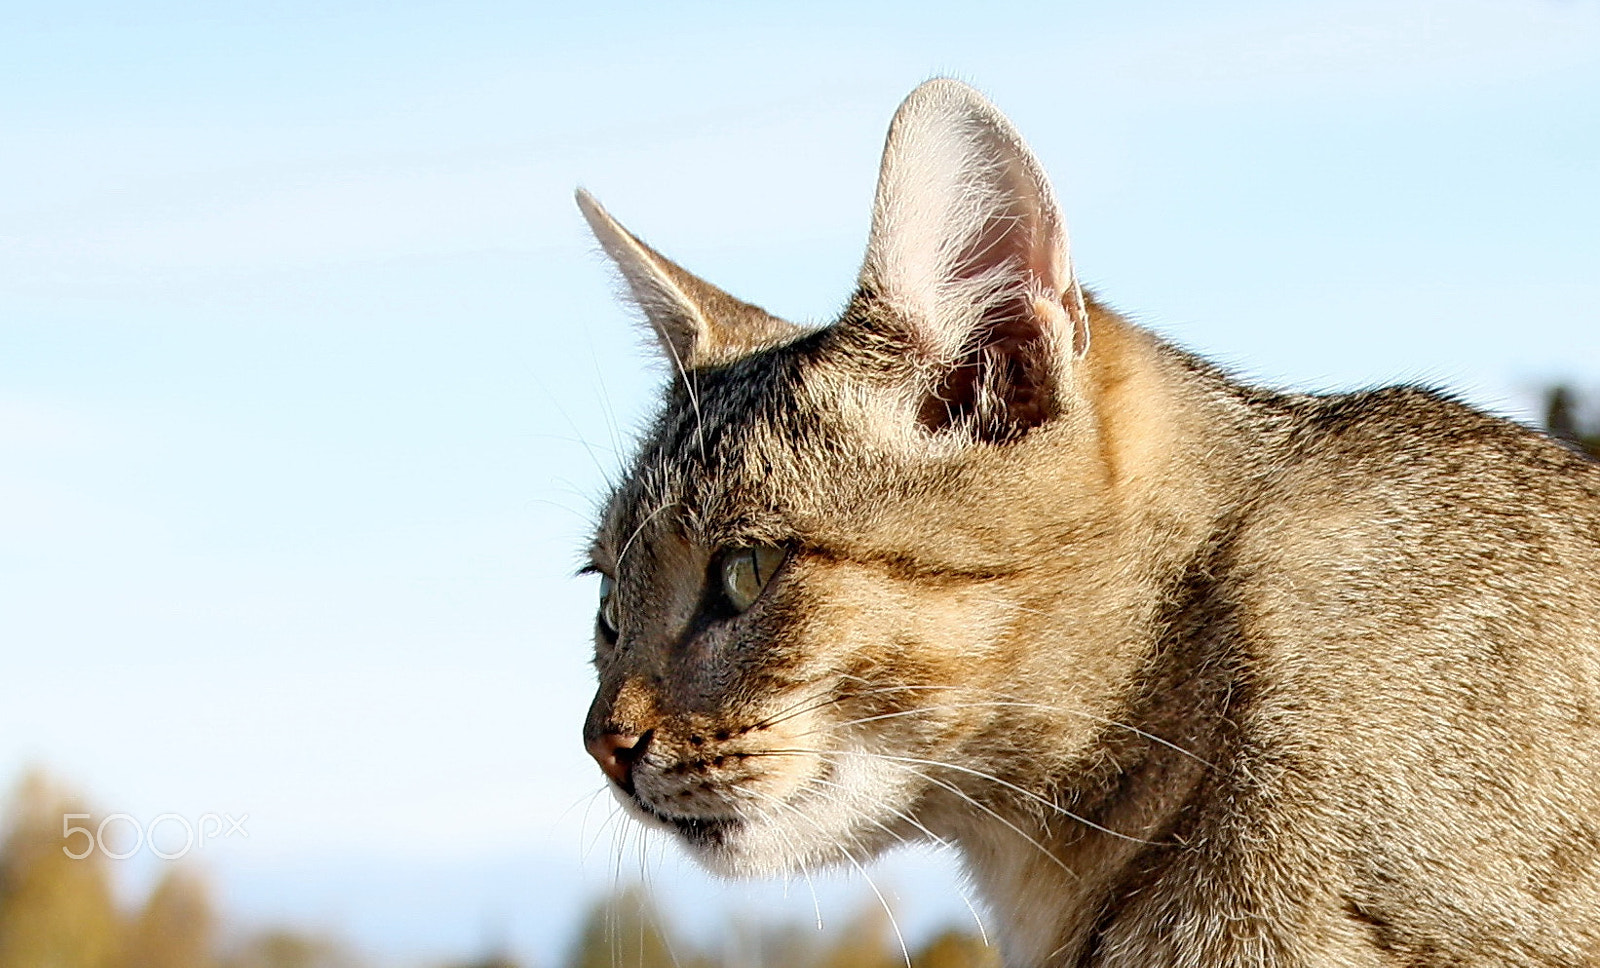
[586,731,650,791]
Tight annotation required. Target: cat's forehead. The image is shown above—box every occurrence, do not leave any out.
[595,341,840,561]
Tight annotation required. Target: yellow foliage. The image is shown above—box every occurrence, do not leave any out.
[910,930,999,968]
[562,884,998,968]
[0,769,122,968]
[0,771,351,968]
[120,869,216,968]
[0,770,998,968]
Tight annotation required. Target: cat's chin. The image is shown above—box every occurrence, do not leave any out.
[670,807,905,880]
[613,751,920,878]
[612,792,886,878]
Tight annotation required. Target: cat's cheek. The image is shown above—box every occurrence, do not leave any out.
[678,740,921,879]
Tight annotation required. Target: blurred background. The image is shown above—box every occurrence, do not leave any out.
[2,1,1597,966]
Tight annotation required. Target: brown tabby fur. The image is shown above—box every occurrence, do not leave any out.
[576,80,1600,966]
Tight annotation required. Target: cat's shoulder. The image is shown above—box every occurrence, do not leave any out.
[1216,378,1600,576]
[1284,383,1599,494]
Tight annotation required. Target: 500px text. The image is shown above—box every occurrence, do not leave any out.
[62,813,249,860]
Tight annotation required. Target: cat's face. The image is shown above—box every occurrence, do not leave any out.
[579,80,1116,877]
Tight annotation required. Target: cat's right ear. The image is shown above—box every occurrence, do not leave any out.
[858,80,1090,439]
[576,190,803,371]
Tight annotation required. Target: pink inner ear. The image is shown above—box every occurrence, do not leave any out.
[859,81,1088,434]
[917,289,1058,440]
[952,165,1061,290]
[916,195,1063,439]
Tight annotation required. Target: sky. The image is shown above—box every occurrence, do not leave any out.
[2,0,1598,963]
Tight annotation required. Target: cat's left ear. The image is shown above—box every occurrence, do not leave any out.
[858,79,1090,437]
[577,190,804,371]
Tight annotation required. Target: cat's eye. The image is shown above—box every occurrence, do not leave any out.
[720,546,786,613]
[597,574,619,637]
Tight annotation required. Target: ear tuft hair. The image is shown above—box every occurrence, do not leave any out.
[577,189,804,371]
[858,79,1089,439]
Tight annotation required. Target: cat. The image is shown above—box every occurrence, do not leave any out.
[574,79,1600,967]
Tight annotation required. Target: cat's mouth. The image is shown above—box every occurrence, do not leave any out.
[605,737,923,878]
[634,798,739,846]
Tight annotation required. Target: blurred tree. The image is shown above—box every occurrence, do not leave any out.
[909,929,998,968]
[0,769,122,968]
[564,884,702,968]
[439,956,521,968]
[811,905,900,968]
[118,868,217,968]
[562,883,1005,968]
[218,931,362,968]
[1544,385,1600,460]
[438,952,521,968]
[718,920,820,968]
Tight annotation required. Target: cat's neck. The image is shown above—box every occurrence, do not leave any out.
[1077,300,1285,576]
[934,306,1285,965]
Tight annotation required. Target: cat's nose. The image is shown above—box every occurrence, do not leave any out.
[587,730,651,792]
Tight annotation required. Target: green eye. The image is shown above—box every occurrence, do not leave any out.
[720,546,785,613]
[598,575,619,636]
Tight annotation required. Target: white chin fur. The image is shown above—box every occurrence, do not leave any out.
[633,739,921,879]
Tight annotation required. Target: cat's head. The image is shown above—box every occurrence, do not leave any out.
[578,80,1129,877]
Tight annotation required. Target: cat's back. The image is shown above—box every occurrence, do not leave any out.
[1200,381,1600,962]
[1225,380,1600,675]
[1248,383,1600,581]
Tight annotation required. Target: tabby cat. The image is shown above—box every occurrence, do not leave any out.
[575,79,1600,966]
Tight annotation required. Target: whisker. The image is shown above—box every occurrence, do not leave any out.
[799,700,1028,734]
[744,683,848,731]
[639,840,684,968]
[526,496,599,525]
[735,786,913,968]
[795,769,997,942]
[653,317,708,464]
[615,499,679,600]
[852,756,1085,882]
[586,340,627,480]
[798,849,824,932]
[751,681,975,733]
[569,783,612,834]
[799,773,952,853]
[740,746,1083,881]
[807,698,1217,771]
[817,681,1215,769]
[582,801,628,864]
[756,739,1153,856]
[846,749,1160,846]
[958,888,993,949]
[608,816,631,967]
[527,363,615,486]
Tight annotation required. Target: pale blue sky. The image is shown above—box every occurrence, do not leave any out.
[3,0,1598,962]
